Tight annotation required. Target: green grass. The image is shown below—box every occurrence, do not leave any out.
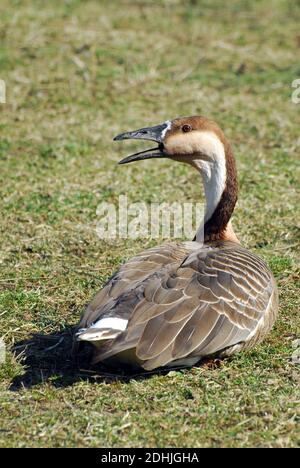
[0,0,299,448]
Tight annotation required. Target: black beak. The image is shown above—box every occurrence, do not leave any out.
[114,122,170,165]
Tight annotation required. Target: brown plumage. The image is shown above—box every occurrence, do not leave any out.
[76,116,278,370]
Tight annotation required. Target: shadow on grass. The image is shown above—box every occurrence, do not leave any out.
[9,329,179,390]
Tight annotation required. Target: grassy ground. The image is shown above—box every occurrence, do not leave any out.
[0,0,299,448]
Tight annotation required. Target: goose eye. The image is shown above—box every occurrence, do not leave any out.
[182,124,192,133]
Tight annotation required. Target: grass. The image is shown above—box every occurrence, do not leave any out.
[0,0,299,448]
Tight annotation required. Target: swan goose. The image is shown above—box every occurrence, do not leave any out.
[76,116,278,370]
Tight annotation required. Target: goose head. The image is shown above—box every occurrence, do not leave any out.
[114,116,238,243]
[115,116,229,170]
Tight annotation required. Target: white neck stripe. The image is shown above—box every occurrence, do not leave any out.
[192,132,226,240]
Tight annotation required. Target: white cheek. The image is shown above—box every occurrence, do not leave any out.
[166,130,222,156]
[197,133,225,163]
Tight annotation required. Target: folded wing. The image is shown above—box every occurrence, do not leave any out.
[79,242,277,370]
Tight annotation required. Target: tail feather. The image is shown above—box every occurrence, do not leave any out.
[77,327,120,345]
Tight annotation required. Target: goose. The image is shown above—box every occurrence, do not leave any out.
[76,116,278,371]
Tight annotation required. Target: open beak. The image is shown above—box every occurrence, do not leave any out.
[114,122,169,165]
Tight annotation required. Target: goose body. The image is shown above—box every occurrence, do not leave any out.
[77,116,278,370]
